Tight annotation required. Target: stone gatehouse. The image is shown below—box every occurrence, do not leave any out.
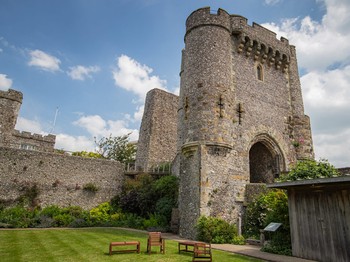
[136,7,314,239]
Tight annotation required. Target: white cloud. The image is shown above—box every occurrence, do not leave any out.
[262,0,350,71]
[112,54,167,101]
[15,114,139,152]
[73,114,139,141]
[15,116,96,152]
[133,105,145,122]
[15,117,46,135]
[0,74,13,91]
[264,0,281,5]
[55,134,95,152]
[28,49,61,72]
[67,65,100,80]
[301,66,350,110]
[313,128,350,168]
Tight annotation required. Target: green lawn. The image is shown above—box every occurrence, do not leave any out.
[0,228,263,262]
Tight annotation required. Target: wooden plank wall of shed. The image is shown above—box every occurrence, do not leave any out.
[288,188,350,262]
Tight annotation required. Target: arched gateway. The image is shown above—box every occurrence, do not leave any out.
[249,135,286,184]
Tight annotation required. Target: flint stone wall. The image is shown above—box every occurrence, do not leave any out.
[0,147,124,209]
[135,88,179,170]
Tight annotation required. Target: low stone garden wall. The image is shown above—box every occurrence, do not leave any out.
[0,147,124,209]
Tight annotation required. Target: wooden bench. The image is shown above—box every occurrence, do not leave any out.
[178,241,201,253]
[109,241,140,255]
[192,243,212,262]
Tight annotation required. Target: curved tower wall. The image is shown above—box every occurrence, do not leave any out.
[178,7,236,239]
[178,8,234,147]
[0,89,23,147]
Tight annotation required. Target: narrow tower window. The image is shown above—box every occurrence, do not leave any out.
[257,64,263,81]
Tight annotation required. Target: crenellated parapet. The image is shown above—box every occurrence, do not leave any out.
[185,7,294,74]
[231,16,291,73]
[0,89,23,103]
[12,130,56,143]
[11,130,56,152]
[185,7,231,37]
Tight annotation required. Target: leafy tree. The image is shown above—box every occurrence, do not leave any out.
[72,151,102,158]
[95,133,136,163]
[278,159,340,182]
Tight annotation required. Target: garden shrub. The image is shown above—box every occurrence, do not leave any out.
[53,213,74,227]
[89,202,111,223]
[277,159,340,182]
[62,206,85,218]
[142,213,168,231]
[119,213,145,229]
[196,216,238,244]
[116,174,178,228]
[36,215,55,228]
[0,205,37,228]
[41,205,61,218]
[155,196,175,223]
[243,189,291,255]
[232,235,246,245]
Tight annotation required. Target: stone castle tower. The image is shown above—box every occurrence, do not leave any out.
[134,7,314,239]
[0,89,56,152]
[176,7,314,239]
[0,89,23,147]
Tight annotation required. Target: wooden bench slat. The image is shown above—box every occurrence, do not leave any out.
[109,241,140,255]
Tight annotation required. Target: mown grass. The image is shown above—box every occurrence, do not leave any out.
[0,228,263,262]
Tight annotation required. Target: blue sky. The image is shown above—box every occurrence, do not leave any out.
[1,0,349,167]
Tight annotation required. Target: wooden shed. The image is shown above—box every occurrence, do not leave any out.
[268,176,350,262]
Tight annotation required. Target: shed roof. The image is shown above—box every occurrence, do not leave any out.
[267,176,350,191]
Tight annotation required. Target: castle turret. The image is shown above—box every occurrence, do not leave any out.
[178,7,236,239]
[0,89,23,147]
[178,7,235,148]
[0,88,56,152]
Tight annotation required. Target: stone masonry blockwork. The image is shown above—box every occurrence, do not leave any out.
[0,147,124,209]
[135,88,179,170]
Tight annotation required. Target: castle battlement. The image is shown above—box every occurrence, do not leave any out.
[185,8,292,73]
[12,130,56,143]
[186,7,231,38]
[232,17,291,72]
[0,89,23,103]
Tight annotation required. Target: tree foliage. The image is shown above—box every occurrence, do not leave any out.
[278,159,340,182]
[112,174,178,225]
[72,151,102,159]
[95,133,136,163]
